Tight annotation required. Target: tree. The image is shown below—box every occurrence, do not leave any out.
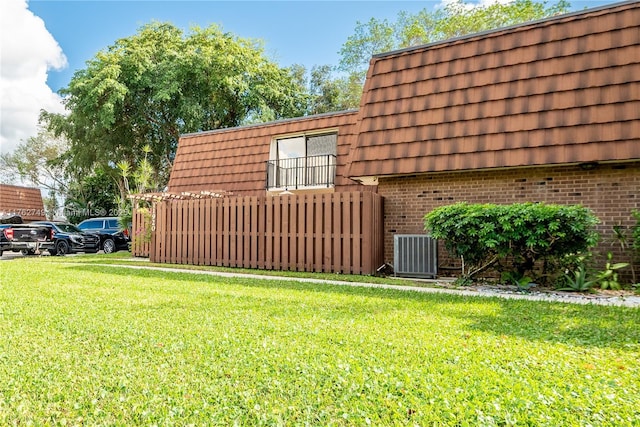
[43,189,60,220]
[0,125,70,199]
[305,65,363,115]
[64,168,120,224]
[283,64,363,114]
[45,22,309,197]
[339,0,571,84]
[338,17,395,81]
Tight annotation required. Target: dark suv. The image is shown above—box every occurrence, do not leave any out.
[76,217,130,253]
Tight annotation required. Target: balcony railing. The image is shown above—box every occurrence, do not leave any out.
[266,154,337,190]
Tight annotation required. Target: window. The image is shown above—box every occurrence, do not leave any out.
[277,136,306,161]
[78,220,103,230]
[267,132,337,190]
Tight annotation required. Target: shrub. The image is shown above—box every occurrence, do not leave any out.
[595,252,628,290]
[424,202,599,282]
[632,210,640,289]
[633,210,640,255]
[557,263,598,292]
[611,211,639,285]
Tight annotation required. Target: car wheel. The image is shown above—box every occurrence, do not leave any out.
[55,240,69,256]
[20,249,36,256]
[102,238,116,254]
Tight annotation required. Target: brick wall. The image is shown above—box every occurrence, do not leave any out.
[378,161,640,279]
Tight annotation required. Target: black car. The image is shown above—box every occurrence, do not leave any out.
[76,217,130,253]
[30,221,100,255]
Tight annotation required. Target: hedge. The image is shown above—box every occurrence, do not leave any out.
[424,202,599,282]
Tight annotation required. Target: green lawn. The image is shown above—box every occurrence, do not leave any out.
[1,258,638,425]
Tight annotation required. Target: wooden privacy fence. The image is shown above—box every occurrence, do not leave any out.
[134,192,384,275]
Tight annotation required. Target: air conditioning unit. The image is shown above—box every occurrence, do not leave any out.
[393,234,438,278]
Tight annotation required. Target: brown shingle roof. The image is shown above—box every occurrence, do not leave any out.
[347,1,640,180]
[168,111,361,195]
[0,184,46,221]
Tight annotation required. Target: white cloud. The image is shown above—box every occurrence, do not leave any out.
[0,0,67,154]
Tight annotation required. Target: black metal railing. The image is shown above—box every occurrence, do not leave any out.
[266,154,337,189]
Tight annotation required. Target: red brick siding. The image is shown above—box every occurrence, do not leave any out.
[378,161,640,277]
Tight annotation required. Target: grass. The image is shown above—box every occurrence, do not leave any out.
[1,258,639,425]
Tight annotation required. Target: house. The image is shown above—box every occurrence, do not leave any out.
[163,1,639,274]
[0,184,46,222]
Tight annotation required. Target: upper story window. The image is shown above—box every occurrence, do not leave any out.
[266,132,337,190]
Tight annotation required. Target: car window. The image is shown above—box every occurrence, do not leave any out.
[79,220,103,229]
[56,223,82,233]
[31,222,54,231]
[108,219,119,228]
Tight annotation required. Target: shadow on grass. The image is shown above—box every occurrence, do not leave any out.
[464,299,640,350]
[67,264,640,350]
[64,264,450,300]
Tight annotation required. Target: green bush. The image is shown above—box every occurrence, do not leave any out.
[424,202,599,282]
[633,210,640,255]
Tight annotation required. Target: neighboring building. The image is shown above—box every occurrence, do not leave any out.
[0,184,46,222]
[167,1,640,272]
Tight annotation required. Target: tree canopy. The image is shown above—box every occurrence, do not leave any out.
[64,168,120,224]
[45,22,309,191]
[339,0,571,85]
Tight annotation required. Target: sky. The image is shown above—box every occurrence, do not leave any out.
[0,0,616,155]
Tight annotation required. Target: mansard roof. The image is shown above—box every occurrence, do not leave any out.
[347,1,640,180]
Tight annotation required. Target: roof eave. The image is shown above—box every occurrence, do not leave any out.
[180,109,359,139]
[348,159,640,182]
